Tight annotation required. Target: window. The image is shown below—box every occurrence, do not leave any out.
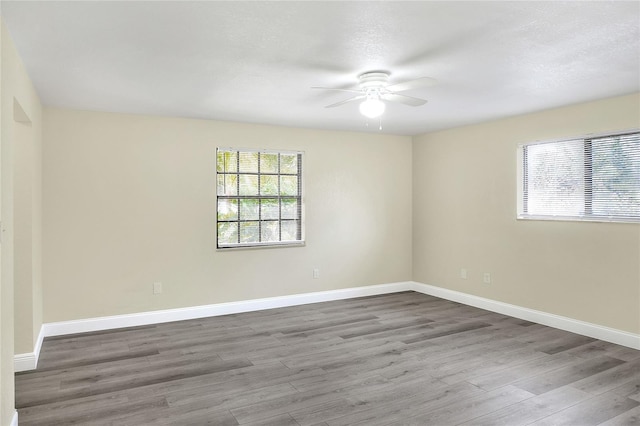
[216,148,304,248]
[518,131,640,223]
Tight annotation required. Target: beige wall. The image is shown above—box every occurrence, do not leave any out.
[0,19,43,426]
[13,99,42,355]
[413,93,640,334]
[43,109,413,322]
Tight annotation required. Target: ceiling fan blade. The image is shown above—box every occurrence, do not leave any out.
[381,93,428,106]
[311,86,362,94]
[325,95,366,108]
[385,77,437,93]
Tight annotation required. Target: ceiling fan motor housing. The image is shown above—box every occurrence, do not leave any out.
[358,72,390,90]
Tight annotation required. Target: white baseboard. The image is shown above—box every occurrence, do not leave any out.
[14,353,36,373]
[15,280,638,372]
[43,281,413,337]
[410,281,640,350]
[10,410,18,426]
[14,326,45,372]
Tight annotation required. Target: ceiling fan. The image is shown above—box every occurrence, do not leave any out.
[312,71,436,119]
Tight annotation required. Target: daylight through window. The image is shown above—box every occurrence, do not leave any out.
[518,131,640,223]
[216,148,304,248]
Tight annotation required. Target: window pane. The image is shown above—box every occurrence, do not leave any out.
[217,222,238,246]
[281,153,298,174]
[239,199,259,220]
[260,175,278,195]
[240,221,259,243]
[217,174,237,196]
[239,151,259,173]
[281,198,298,219]
[239,174,259,196]
[526,141,584,215]
[217,199,238,221]
[592,137,640,217]
[261,199,279,220]
[281,220,298,241]
[281,176,298,196]
[261,221,279,242]
[217,151,237,173]
[216,174,224,196]
[260,153,279,173]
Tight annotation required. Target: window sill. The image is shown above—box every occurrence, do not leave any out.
[517,214,640,225]
[217,241,306,251]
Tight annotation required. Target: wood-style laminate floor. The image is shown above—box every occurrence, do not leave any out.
[15,291,640,425]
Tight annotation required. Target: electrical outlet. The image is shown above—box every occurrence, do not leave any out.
[313,268,320,279]
[153,282,163,294]
[483,273,491,284]
[460,268,467,279]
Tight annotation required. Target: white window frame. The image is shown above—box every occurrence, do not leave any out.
[517,130,640,224]
[216,147,305,249]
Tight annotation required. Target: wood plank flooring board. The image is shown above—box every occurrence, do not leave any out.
[438,353,545,386]
[165,382,299,411]
[400,321,493,344]
[16,393,133,424]
[337,317,435,339]
[536,334,598,355]
[572,358,640,396]
[458,385,593,426]
[611,380,640,402]
[598,405,640,426]
[387,385,536,426]
[529,391,640,426]
[289,397,370,426]
[242,413,300,426]
[513,356,627,395]
[468,352,581,391]
[19,396,170,426]
[15,291,640,425]
[325,381,487,426]
[280,339,404,370]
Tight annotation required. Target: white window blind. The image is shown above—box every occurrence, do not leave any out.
[518,131,640,223]
[216,148,304,248]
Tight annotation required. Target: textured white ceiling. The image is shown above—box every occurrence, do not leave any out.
[2,1,639,135]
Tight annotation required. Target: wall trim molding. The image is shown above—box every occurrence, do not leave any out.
[14,352,36,373]
[410,281,640,350]
[43,281,413,337]
[15,280,638,372]
[10,410,18,426]
[14,326,45,372]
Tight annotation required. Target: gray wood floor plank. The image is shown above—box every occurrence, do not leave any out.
[572,358,640,396]
[15,291,640,425]
[242,413,300,426]
[598,405,640,426]
[458,385,592,426]
[513,356,626,395]
[529,391,640,426]
[387,385,534,425]
[468,352,579,391]
[326,381,485,426]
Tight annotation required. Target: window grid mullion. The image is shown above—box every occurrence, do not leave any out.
[236,152,240,244]
[523,146,528,214]
[584,139,593,216]
[257,153,262,243]
[278,153,282,242]
[296,153,302,240]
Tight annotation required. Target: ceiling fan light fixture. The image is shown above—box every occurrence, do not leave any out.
[359,97,385,118]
